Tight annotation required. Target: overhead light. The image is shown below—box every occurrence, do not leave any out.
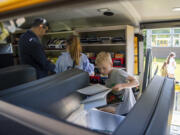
[97,8,109,13]
[172,7,180,11]
[103,11,114,16]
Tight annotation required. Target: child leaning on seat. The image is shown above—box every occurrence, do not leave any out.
[95,52,139,115]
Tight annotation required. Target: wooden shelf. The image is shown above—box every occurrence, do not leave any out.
[77,25,134,75]
[81,43,126,47]
[41,25,134,75]
[45,49,66,51]
[76,25,127,33]
[45,31,74,35]
[13,29,26,34]
[94,66,126,69]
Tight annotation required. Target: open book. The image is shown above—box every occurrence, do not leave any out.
[77,84,112,109]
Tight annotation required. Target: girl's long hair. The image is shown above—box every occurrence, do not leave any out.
[162,52,176,69]
[166,52,176,64]
[67,35,82,65]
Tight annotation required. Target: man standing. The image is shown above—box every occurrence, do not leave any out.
[19,18,55,79]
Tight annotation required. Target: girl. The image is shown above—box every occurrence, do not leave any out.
[161,52,176,78]
[55,35,94,75]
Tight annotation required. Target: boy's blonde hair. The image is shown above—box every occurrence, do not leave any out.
[95,52,112,65]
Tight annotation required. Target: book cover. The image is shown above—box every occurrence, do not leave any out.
[77,84,112,109]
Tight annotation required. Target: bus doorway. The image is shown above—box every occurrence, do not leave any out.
[144,28,180,134]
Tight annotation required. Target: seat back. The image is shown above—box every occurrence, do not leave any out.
[0,65,36,90]
[1,69,89,120]
[113,75,174,135]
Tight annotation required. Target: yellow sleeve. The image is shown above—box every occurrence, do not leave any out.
[0,22,9,41]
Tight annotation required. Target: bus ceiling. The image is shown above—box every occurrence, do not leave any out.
[0,0,118,21]
[1,0,180,29]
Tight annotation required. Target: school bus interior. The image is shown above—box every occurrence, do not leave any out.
[0,0,177,134]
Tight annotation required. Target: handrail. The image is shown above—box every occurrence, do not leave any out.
[145,77,174,135]
[113,75,166,135]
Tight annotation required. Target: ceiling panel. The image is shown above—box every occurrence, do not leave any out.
[11,0,180,30]
[130,0,180,22]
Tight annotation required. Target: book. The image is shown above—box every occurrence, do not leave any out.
[78,84,110,95]
[77,84,112,109]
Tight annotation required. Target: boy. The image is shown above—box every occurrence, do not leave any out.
[95,52,139,115]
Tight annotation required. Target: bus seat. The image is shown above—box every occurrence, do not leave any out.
[0,65,36,90]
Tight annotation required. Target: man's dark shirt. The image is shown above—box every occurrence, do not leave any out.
[19,30,55,79]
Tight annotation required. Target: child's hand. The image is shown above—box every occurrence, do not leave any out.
[112,84,124,91]
[99,106,116,114]
[90,72,95,76]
